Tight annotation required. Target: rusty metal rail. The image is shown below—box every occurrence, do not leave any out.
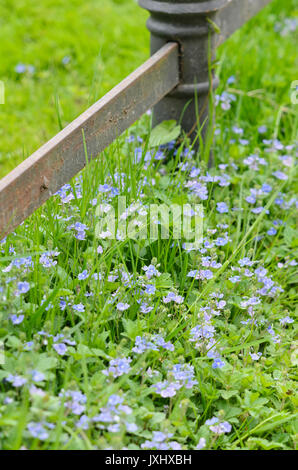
[0,43,179,238]
[0,0,273,238]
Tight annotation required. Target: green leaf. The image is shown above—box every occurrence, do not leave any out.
[284,225,296,246]
[247,437,286,450]
[220,390,239,400]
[149,412,166,426]
[149,120,181,148]
[36,355,58,371]
[122,318,145,341]
[207,17,221,34]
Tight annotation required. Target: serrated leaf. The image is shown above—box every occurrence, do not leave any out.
[220,390,239,400]
[149,120,181,148]
[247,437,286,450]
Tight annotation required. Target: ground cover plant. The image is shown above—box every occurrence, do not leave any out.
[0,0,297,451]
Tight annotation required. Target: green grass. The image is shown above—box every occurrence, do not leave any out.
[0,0,297,451]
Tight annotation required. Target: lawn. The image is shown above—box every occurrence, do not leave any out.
[0,0,149,176]
[0,0,297,451]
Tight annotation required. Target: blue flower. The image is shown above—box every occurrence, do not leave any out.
[216,202,229,214]
[142,264,160,280]
[6,374,27,387]
[73,303,85,312]
[76,415,89,430]
[249,352,262,360]
[267,227,277,236]
[16,281,30,294]
[196,437,206,450]
[273,171,288,181]
[153,380,181,397]
[258,125,267,134]
[215,237,228,246]
[279,316,294,325]
[144,284,156,295]
[53,343,68,355]
[163,291,184,304]
[212,358,225,369]
[103,357,132,378]
[246,195,256,204]
[31,370,46,382]
[107,394,123,407]
[15,63,26,74]
[60,390,87,415]
[261,183,272,193]
[27,422,49,440]
[124,421,137,433]
[116,302,130,311]
[132,334,174,354]
[62,55,71,65]
[107,423,120,433]
[40,253,57,268]
[139,302,153,314]
[238,257,253,267]
[206,417,232,434]
[10,314,24,325]
[227,75,236,84]
[78,269,88,280]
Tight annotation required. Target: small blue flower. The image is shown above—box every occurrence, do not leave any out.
[212,358,225,369]
[206,417,232,434]
[267,227,277,236]
[144,284,156,295]
[76,415,89,430]
[27,422,49,440]
[78,269,88,280]
[258,125,267,134]
[62,55,71,65]
[10,314,24,325]
[216,202,229,214]
[6,374,27,387]
[103,357,132,378]
[53,343,67,355]
[31,370,46,382]
[15,63,26,74]
[73,303,85,312]
[17,281,30,294]
[279,316,294,325]
[116,302,130,311]
[196,437,206,450]
[273,171,288,181]
[227,75,236,84]
[125,421,138,432]
[142,264,160,280]
[249,352,262,361]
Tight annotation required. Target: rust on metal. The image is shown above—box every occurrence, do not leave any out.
[0,42,180,238]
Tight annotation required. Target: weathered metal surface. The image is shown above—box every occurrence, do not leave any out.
[139,0,226,140]
[139,0,272,141]
[215,0,272,44]
[0,43,179,238]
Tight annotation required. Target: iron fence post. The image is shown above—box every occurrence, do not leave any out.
[138,0,227,142]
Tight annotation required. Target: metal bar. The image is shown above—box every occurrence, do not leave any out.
[139,0,272,143]
[139,0,224,141]
[0,43,180,238]
[215,0,272,45]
